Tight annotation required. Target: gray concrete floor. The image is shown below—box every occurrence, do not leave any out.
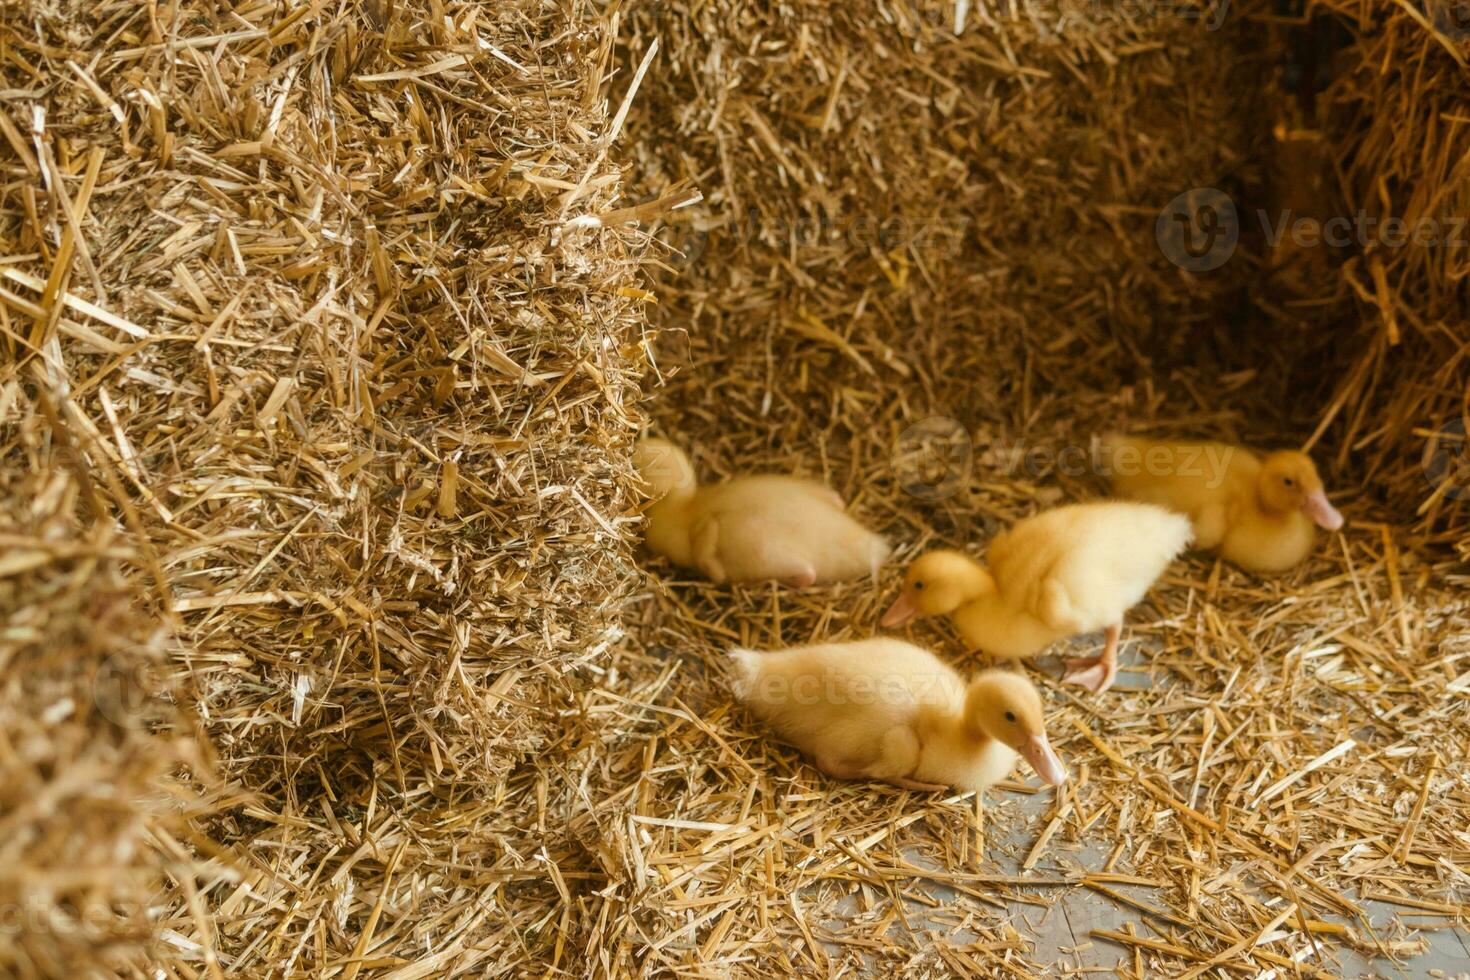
[973,788,1470,978]
[882,643,1470,977]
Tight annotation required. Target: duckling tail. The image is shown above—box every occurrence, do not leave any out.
[726,647,763,700]
[868,535,893,579]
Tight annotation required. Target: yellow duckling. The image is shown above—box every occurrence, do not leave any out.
[1098,433,1344,574]
[634,437,890,586]
[881,502,1191,694]
[727,637,1066,792]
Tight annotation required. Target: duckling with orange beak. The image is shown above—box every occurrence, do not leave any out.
[1099,434,1344,573]
[881,502,1192,693]
[728,638,1067,793]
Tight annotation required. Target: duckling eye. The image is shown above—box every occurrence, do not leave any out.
[1004,711,1017,723]
[1283,477,1296,487]
[913,581,925,591]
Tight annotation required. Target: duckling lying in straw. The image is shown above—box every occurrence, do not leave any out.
[728,638,1066,793]
[1099,433,1344,574]
[635,437,890,586]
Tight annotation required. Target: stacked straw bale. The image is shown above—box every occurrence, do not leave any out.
[621,0,1265,488]
[3,0,649,973]
[620,0,1264,540]
[0,389,212,977]
[1307,1,1470,557]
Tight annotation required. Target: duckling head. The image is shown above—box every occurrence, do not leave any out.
[634,437,698,503]
[963,670,1066,786]
[880,549,994,628]
[1259,451,1343,531]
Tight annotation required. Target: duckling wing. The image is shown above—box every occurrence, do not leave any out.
[991,503,1189,633]
[689,516,728,583]
[1033,573,1089,634]
[1036,504,1191,629]
[987,519,1053,601]
[988,511,1085,630]
[1193,501,1228,550]
[694,508,817,584]
[858,725,923,783]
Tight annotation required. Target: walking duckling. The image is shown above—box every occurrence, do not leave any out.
[881,501,1191,694]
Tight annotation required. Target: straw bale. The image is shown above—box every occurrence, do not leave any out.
[624,0,1263,437]
[1295,1,1470,557]
[3,0,649,973]
[0,390,212,977]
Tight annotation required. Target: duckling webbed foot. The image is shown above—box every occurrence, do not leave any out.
[1062,657,1115,693]
[1063,623,1122,693]
[784,566,818,588]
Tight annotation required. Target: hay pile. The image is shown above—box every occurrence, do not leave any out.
[622,0,1265,454]
[3,0,649,973]
[2,0,1467,976]
[1307,0,1470,558]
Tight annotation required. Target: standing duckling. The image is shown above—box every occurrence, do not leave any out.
[727,638,1066,792]
[881,502,1191,694]
[1098,433,1344,574]
[634,437,890,586]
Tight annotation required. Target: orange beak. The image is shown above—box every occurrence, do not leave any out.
[1019,733,1067,786]
[880,591,918,628]
[1302,489,1344,531]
